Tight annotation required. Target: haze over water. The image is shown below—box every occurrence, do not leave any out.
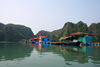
[0,42,100,67]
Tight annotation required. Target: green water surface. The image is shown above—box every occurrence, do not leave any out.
[0,42,100,67]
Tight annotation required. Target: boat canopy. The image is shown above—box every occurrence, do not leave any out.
[60,36,72,40]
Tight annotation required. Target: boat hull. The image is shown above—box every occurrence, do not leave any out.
[61,41,82,45]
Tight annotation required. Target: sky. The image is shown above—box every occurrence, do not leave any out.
[0,0,100,34]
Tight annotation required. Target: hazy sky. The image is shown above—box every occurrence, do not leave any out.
[0,0,100,34]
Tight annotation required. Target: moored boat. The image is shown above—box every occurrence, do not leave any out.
[61,41,82,45]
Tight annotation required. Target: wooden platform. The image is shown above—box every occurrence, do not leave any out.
[50,41,81,45]
[50,42,61,44]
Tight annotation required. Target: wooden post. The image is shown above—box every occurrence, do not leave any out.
[81,34,82,42]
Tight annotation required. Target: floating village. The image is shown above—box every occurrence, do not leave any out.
[21,32,100,47]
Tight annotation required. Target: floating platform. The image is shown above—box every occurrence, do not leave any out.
[81,43,100,46]
[51,42,100,47]
[51,41,82,45]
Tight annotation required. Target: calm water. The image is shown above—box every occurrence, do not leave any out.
[0,42,100,67]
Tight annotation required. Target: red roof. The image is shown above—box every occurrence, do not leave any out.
[70,32,92,36]
[29,38,33,41]
[33,38,39,39]
[39,36,47,38]
[21,39,26,41]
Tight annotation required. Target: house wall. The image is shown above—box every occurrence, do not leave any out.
[83,35,86,43]
[41,37,51,42]
[77,36,81,41]
[39,37,41,42]
[34,39,39,42]
[85,35,92,43]
[76,35,92,43]
[41,38,45,42]
[45,37,51,42]
[76,35,86,43]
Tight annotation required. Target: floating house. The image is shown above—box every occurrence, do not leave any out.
[39,36,51,44]
[33,38,39,42]
[70,32,92,43]
[29,38,39,43]
[29,38,33,43]
[21,39,26,43]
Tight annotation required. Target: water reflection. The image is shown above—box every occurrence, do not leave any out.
[39,43,51,50]
[49,45,87,63]
[0,42,100,67]
[36,43,99,66]
[32,44,100,66]
[0,43,33,61]
[92,47,100,61]
[29,43,51,50]
[52,45,100,66]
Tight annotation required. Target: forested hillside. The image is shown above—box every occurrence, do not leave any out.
[36,21,100,42]
[1,21,100,42]
[88,23,100,42]
[59,21,88,37]
[0,23,34,42]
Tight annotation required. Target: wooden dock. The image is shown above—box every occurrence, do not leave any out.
[50,42,61,44]
[28,41,100,46]
[51,42,100,46]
